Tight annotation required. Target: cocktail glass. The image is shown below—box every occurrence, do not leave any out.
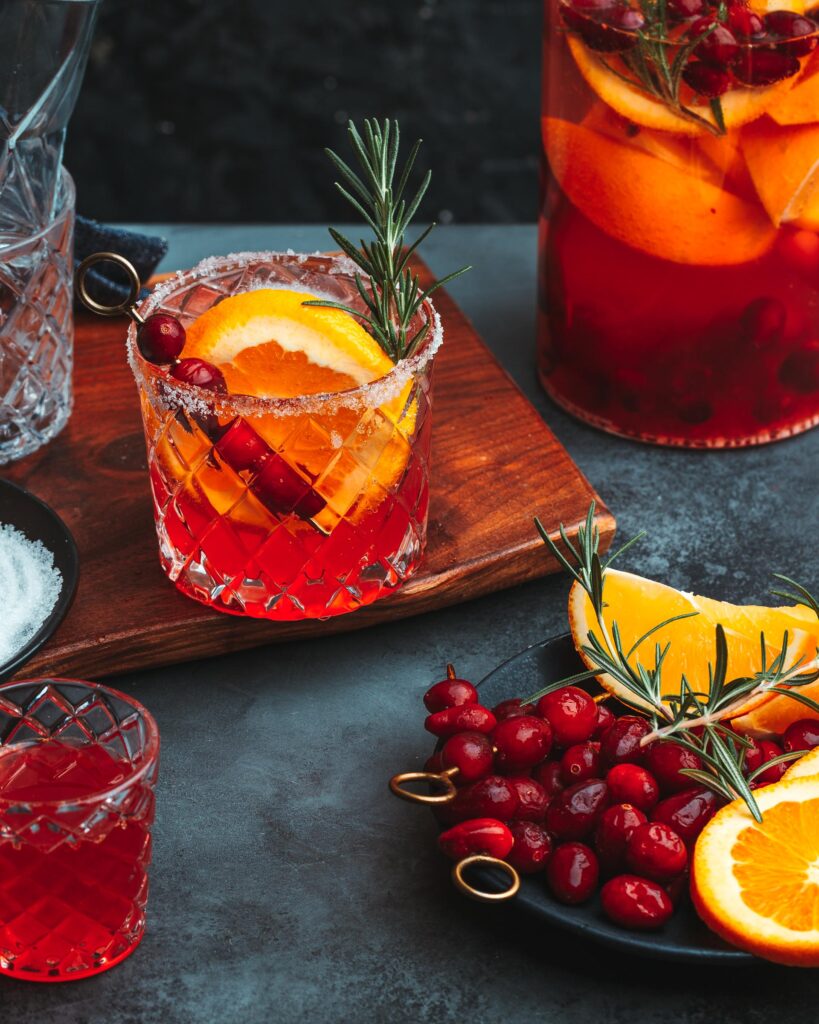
[127,251,441,621]
[538,0,819,446]
[0,678,159,982]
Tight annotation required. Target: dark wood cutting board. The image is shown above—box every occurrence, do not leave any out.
[5,257,615,680]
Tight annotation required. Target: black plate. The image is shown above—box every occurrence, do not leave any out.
[465,635,754,965]
[0,479,79,682]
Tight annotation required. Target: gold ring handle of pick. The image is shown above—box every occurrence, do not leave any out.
[75,251,145,323]
[452,855,521,903]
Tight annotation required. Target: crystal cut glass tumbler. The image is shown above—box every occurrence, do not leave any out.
[0,678,159,982]
[0,167,74,463]
[128,252,440,621]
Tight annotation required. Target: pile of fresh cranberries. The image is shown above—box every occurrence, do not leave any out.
[421,668,819,930]
[561,0,819,96]
[135,312,325,518]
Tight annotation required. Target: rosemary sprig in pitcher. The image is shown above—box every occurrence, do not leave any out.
[525,504,819,821]
[305,119,471,362]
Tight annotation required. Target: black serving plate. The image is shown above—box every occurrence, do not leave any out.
[463,634,754,965]
[0,479,79,683]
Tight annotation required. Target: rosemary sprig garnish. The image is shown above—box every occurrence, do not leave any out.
[526,503,819,821]
[304,119,471,363]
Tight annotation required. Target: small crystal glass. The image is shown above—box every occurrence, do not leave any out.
[0,678,159,982]
[0,167,75,464]
[127,251,442,621]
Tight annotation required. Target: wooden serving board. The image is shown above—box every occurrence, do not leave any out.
[5,257,614,680]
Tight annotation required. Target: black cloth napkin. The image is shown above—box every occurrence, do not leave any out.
[74,216,168,309]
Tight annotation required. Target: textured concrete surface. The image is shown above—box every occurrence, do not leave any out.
[4,226,817,1022]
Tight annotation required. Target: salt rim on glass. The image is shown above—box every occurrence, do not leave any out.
[0,524,62,667]
[125,249,444,421]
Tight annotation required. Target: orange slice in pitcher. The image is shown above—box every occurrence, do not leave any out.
[543,116,777,263]
[567,35,794,137]
[784,746,819,781]
[182,289,416,525]
[770,51,819,125]
[741,117,819,230]
[691,776,819,966]
[568,568,819,715]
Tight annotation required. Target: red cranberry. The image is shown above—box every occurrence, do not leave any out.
[215,418,270,473]
[441,732,495,782]
[137,313,186,364]
[423,674,478,713]
[538,687,598,746]
[683,60,733,96]
[764,10,819,56]
[509,777,550,821]
[600,715,653,766]
[644,741,702,794]
[669,0,705,19]
[691,17,740,66]
[561,3,643,53]
[533,760,566,797]
[593,704,615,739]
[595,803,648,873]
[546,842,599,903]
[425,705,496,738]
[170,357,227,392]
[652,786,718,845]
[626,822,688,881]
[493,697,536,721]
[252,454,326,519]
[783,719,819,753]
[600,875,674,930]
[493,716,553,771]
[741,296,787,350]
[755,739,789,784]
[561,741,602,783]
[741,735,764,774]
[462,775,519,819]
[778,228,819,275]
[438,818,514,861]
[728,3,765,38]
[508,821,553,874]
[779,344,819,393]
[606,763,660,811]
[733,47,801,84]
[546,778,610,839]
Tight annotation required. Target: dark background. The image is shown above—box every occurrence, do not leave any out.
[66,0,542,225]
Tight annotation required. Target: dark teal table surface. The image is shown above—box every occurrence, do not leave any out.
[6,225,817,1023]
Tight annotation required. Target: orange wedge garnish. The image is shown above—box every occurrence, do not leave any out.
[691,776,819,966]
[784,747,819,781]
[741,117,819,230]
[181,288,416,527]
[568,568,819,716]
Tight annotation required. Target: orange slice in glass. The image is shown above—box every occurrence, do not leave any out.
[182,289,416,526]
[543,116,777,263]
[568,568,819,716]
[770,51,819,125]
[784,746,819,781]
[741,117,819,230]
[691,776,819,966]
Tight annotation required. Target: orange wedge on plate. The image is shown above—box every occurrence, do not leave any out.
[543,117,777,264]
[691,775,819,966]
[741,117,819,230]
[784,747,819,780]
[568,568,819,716]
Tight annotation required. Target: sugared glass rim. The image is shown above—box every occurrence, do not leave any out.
[126,250,444,420]
[0,677,160,809]
[0,167,75,255]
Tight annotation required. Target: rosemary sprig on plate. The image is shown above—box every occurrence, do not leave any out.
[305,119,471,363]
[525,503,819,821]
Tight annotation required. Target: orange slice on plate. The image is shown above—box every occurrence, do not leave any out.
[181,288,416,527]
[783,746,819,780]
[542,116,777,263]
[691,775,819,966]
[567,35,796,137]
[568,568,819,716]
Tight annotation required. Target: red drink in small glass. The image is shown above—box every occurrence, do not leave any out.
[539,0,819,446]
[0,679,159,982]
